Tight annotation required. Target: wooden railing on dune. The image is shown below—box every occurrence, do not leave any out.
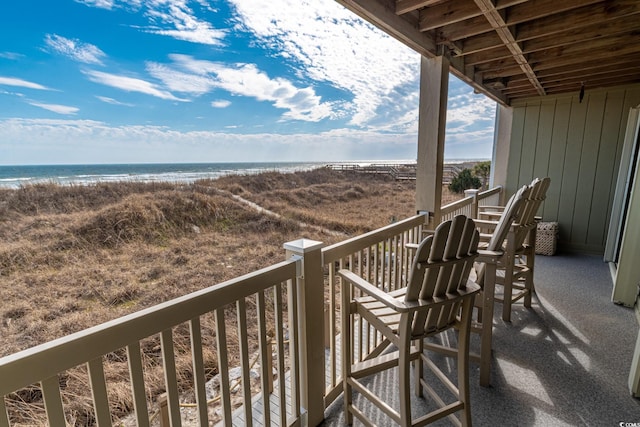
[0,187,502,427]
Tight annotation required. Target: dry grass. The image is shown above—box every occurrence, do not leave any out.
[0,167,461,425]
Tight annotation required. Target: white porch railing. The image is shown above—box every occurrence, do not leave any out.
[0,187,502,427]
[440,186,503,222]
[0,253,308,427]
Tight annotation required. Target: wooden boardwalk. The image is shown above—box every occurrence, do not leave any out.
[326,161,482,184]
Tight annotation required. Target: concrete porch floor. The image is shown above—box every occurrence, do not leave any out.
[320,253,640,426]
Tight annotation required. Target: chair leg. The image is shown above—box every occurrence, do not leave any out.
[479,262,496,387]
[500,231,518,322]
[399,316,412,427]
[458,298,474,427]
[524,226,537,308]
[414,338,424,397]
[502,252,515,322]
[524,252,535,308]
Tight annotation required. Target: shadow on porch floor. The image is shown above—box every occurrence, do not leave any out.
[321,253,640,426]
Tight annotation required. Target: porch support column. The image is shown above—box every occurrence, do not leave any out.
[416,55,449,226]
[492,104,513,204]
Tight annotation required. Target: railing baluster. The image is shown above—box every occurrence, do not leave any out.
[287,278,301,420]
[329,266,337,389]
[189,317,208,427]
[214,309,232,426]
[236,298,253,427]
[256,291,272,426]
[273,284,287,423]
[87,357,112,427]
[385,238,392,291]
[160,329,181,427]
[41,376,66,426]
[126,342,150,427]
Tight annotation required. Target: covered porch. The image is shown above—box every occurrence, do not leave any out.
[321,252,640,425]
[2,0,640,425]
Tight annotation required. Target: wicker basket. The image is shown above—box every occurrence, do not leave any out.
[535,221,558,256]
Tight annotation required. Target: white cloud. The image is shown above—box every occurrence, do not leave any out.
[0,52,23,60]
[77,0,225,45]
[211,99,231,108]
[45,34,106,65]
[139,0,227,45]
[75,0,115,9]
[146,62,215,95]
[29,102,79,115]
[0,76,51,90]
[150,54,334,122]
[84,69,186,101]
[447,92,496,131]
[96,95,134,106]
[0,118,417,163]
[229,0,420,130]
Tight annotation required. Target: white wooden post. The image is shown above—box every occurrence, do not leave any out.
[416,55,449,227]
[464,189,480,218]
[284,239,325,426]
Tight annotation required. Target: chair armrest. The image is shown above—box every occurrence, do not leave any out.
[475,219,520,233]
[476,249,503,264]
[480,205,505,211]
[478,211,503,220]
[473,218,499,227]
[338,269,408,312]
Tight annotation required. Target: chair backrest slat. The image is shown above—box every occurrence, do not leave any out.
[405,215,479,337]
[512,177,551,250]
[486,184,530,252]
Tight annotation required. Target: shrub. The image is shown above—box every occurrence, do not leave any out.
[473,161,491,189]
[449,168,482,194]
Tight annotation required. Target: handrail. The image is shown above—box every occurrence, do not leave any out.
[440,186,503,221]
[441,196,474,218]
[0,257,304,427]
[0,259,299,395]
[323,214,427,264]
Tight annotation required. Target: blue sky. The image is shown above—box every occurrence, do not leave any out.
[0,0,496,165]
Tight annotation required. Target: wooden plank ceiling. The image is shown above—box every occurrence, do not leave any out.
[336,0,640,105]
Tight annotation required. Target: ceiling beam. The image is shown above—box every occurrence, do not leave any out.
[463,20,640,67]
[505,0,603,25]
[473,0,545,96]
[439,0,608,42]
[419,1,481,31]
[395,0,444,15]
[515,0,640,42]
[458,2,640,56]
[480,42,640,81]
[418,0,528,32]
[508,56,640,84]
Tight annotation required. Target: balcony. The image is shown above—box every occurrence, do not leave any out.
[1,187,638,426]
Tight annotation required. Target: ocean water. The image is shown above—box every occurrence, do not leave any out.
[0,162,332,188]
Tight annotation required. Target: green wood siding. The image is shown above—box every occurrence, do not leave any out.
[507,84,640,254]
